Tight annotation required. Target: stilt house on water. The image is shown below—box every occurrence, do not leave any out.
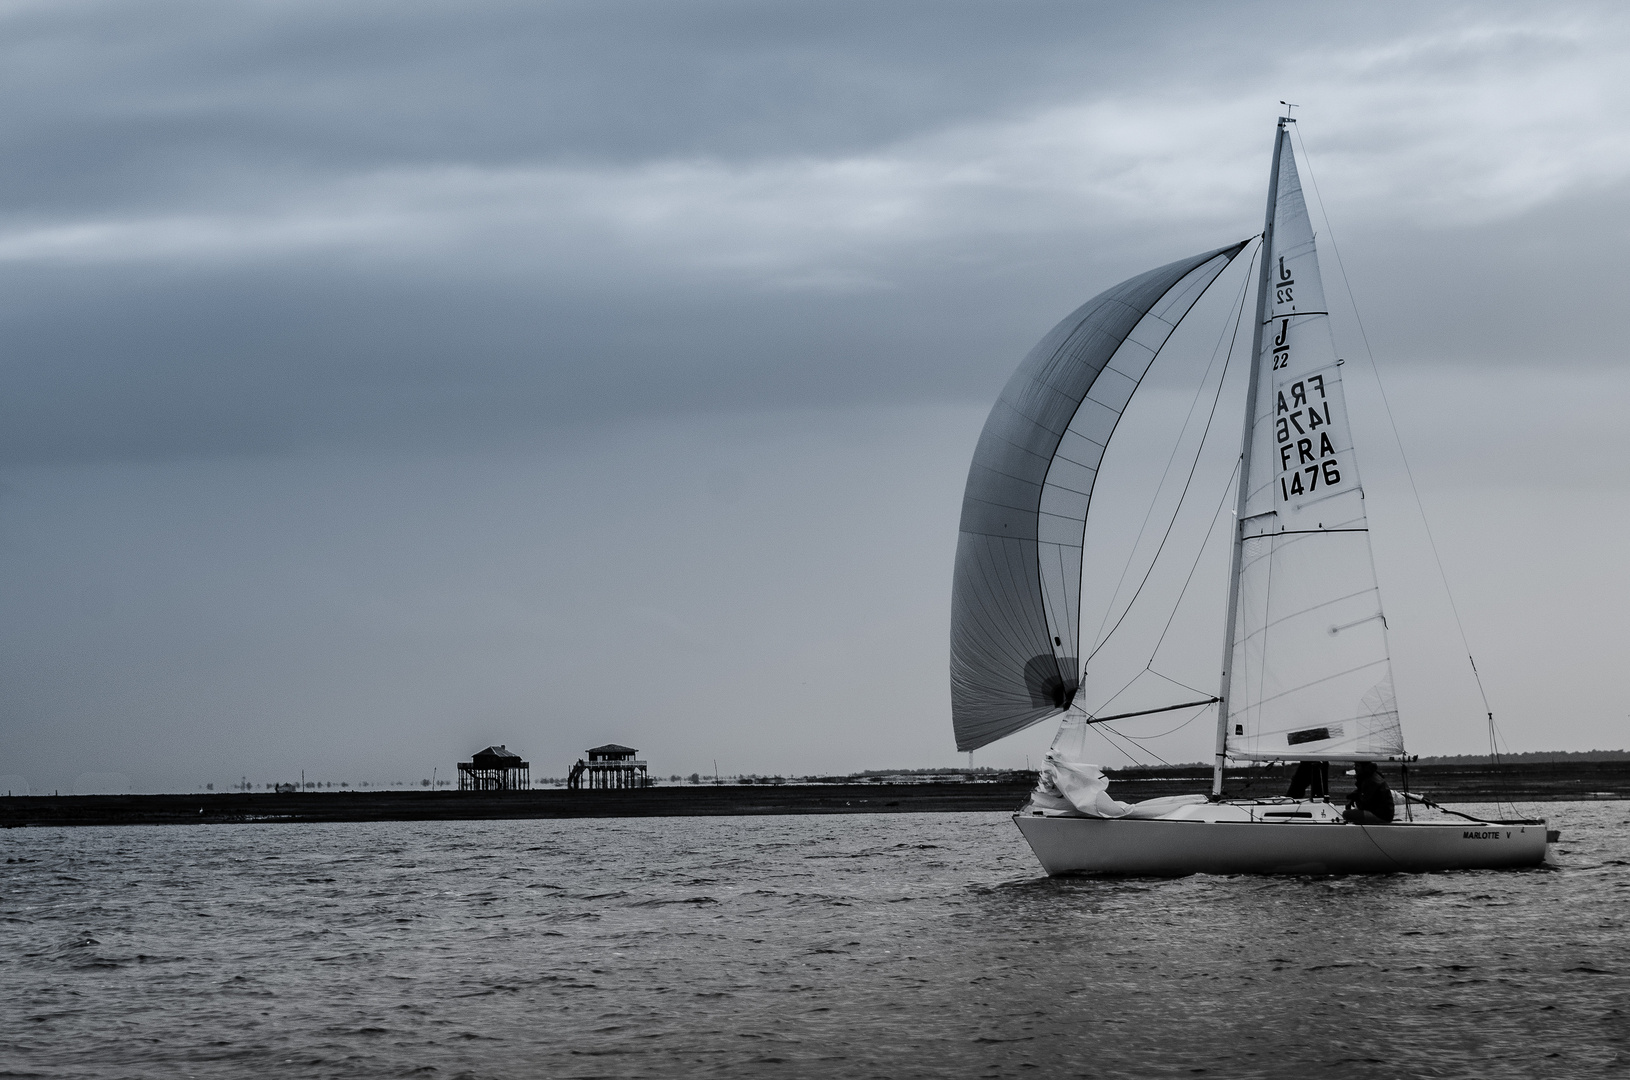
[457,745,530,791]
[567,744,650,791]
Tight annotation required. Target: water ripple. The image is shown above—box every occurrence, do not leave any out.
[0,804,1625,1078]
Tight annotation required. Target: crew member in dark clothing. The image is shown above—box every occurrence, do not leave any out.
[1286,760,1329,799]
[1343,761,1395,824]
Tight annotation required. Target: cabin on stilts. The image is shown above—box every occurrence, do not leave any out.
[457,745,531,791]
[567,744,650,791]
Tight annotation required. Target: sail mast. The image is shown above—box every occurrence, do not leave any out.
[1213,118,1288,798]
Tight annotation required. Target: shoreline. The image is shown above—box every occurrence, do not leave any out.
[2,761,1627,827]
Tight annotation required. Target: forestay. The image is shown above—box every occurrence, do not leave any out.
[1224,133,1404,762]
[951,241,1248,752]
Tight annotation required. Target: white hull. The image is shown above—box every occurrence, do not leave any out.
[1014,806,1549,876]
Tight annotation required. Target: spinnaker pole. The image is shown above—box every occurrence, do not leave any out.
[1213,117,1290,798]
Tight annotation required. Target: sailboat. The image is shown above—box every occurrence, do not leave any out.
[950,117,1549,875]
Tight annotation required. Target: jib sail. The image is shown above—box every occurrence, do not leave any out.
[1221,126,1404,763]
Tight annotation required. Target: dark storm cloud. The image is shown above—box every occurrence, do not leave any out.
[0,0,1171,194]
[4,2,1630,790]
[1,0,1626,464]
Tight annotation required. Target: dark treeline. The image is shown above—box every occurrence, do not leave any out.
[1413,750,1630,765]
[3,759,1628,828]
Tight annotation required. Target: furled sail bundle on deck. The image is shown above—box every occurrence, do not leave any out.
[1224,133,1404,762]
[950,241,1248,752]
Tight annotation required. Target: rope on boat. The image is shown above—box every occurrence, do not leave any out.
[1400,790,1543,826]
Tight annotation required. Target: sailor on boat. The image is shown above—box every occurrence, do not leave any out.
[1286,760,1330,800]
[1342,762,1394,825]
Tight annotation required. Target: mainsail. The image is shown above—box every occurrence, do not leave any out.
[951,241,1248,752]
[1222,127,1404,762]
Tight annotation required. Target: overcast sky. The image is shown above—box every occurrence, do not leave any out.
[3,1,1628,794]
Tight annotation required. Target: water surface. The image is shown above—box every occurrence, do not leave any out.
[2,803,1626,1078]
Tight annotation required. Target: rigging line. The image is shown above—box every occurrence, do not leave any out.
[1083,244,1260,671]
[1098,723,1173,767]
[1113,703,1215,741]
[1084,697,1219,725]
[1054,540,1073,657]
[1076,716,1141,766]
[1088,243,1261,654]
[1149,455,1241,662]
[1088,725,1144,768]
[1079,665,1158,725]
[1082,500,1224,728]
[1402,791,1539,826]
[1076,668,1208,729]
[1090,720,1165,767]
[1290,123,1503,759]
[1144,666,1212,699]
[1349,816,1410,871]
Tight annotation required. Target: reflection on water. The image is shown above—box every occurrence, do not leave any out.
[1,804,1625,1078]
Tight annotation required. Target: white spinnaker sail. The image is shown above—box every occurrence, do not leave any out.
[951,243,1247,752]
[1225,134,1404,762]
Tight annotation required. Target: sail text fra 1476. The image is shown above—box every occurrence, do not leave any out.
[949,116,1548,876]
